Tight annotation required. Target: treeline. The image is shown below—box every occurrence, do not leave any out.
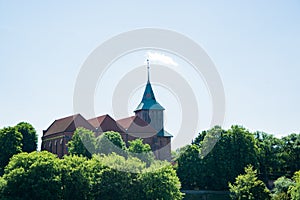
[0,126,182,200]
[175,125,300,199]
[0,152,182,200]
[1,123,299,199]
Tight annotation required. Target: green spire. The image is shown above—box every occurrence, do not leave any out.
[134,60,164,111]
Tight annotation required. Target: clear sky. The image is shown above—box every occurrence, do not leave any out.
[1,1,299,149]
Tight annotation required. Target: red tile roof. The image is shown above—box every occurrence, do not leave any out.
[88,114,125,133]
[117,116,157,138]
[117,116,135,130]
[88,115,107,128]
[43,114,95,136]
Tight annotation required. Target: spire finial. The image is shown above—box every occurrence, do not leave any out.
[147,59,150,82]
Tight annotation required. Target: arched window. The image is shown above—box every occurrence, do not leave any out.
[49,142,52,152]
[54,140,57,154]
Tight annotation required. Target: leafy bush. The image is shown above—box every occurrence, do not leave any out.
[229,165,271,200]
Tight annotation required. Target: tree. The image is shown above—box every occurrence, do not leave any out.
[128,138,154,166]
[228,125,259,175]
[0,151,62,200]
[0,127,22,175]
[60,155,91,200]
[229,165,271,200]
[272,176,294,200]
[15,122,37,152]
[177,125,259,190]
[176,144,202,189]
[281,134,300,177]
[254,131,284,183]
[94,168,134,200]
[140,165,182,200]
[68,127,96,158]
[89,153,144,200]
[95,131,126,156]
[289,170,300,200]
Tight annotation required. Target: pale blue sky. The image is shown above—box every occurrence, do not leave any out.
[1,1,300,148]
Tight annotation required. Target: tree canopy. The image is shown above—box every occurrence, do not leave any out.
[229,165,271,200]
[60,155,91,200]
[0,152,182,200]
[68,127,96,158]
[0,127,23,175]
[1,122,299,199]
[0,151,62,200]
[128,138,154,166]
[15,122,37,152]
[95,131,126,156]
[289,170,300,200]
[0,122,37,175]
[272,176,294,200]
[177,125,259,190]
[177,125,300,191]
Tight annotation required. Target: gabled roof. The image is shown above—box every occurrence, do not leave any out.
[116,116,157,137]
[88,114,125,133]
[116,116,136,130]
[43,114,95,136]
[88,115,106,127]
[134,81,164,111]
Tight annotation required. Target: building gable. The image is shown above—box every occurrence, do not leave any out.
[88,114,125,133]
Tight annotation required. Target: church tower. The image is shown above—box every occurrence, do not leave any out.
[134,60,172,161]
[134,59,165,133]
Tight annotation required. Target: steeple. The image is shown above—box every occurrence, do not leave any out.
[134,60,164,111]
[134,59,172,161]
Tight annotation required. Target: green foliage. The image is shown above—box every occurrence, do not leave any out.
[92,153,145,173]
[255,132,284,182]
[15,122,37,152]
[95,131,126,156]
[227,125,259,172]
[0,149,183,200]
[229,165,271,200]
[68,127,96,158]
[89,154,181,200]
[272,176,294,200]
[281,134,300,177]
[128,138,154,166]
[0,177,6,197]
[289,170,300,200]
[60,155,91,200]
[198,126,223,158]
[141,165,183,200]
[92,167,135,200]
[128,138,151,153]
[192,130,207,145]
[177,125,259,190]
[176,144,201,189]
[1,151,62,200]
[0,127,23,175]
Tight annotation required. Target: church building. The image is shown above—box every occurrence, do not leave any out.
[41,60,172,160]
